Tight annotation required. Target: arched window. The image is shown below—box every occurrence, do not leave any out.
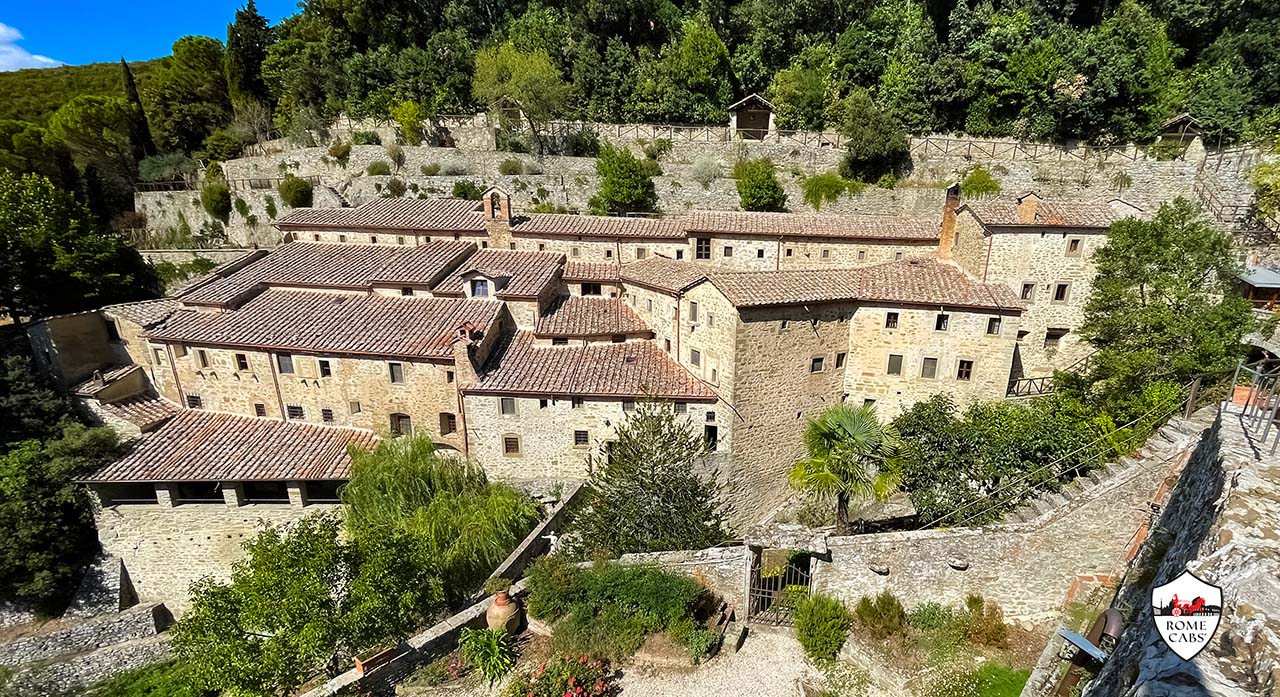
[490,191,502,219]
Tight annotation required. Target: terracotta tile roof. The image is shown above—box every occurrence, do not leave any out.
[963,197,1134,228]
[535,297,651,337]
[103,299,181,327]
[510,213,685,239]
[432,249,564,299]
[619,256,709,294]
[561,261,620,282]
[707,258,1023,311]
[96,394,179,430]
[274,198,486,233]
[148,289,501,360]
[470,333,716,400]
[177,241,475,307]
[73,366,142,397]
[679,210,940,241]
[82,410,377,483]
[167,250,269,297]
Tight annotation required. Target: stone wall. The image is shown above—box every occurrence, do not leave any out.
[0,603,167,668]
[1083,411,1279,697]
[808,408,1215,623]
[618,546,749,612]
[140,248,258,266]
[134,184,344,249]
[2,634,172,696]
[0,603,38,629]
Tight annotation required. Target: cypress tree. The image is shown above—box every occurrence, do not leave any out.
[225,0,273,108]
[120,58,156,158]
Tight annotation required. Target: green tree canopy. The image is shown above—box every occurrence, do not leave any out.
[831,89,909,181]
[145,36,234,153]
[1080,197,1255,400]
[46,95,139,191]
[790,403,900,533]
[569,400,726,556]
[735,157,788,212]
[472,42,570,151]
[225,0,275,108]
[769,45,835,130]
[589,143,658,214]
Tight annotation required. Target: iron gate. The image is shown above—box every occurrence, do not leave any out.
[747,549,812,626]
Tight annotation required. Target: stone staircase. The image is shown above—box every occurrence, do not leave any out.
[1005,412,1210,525]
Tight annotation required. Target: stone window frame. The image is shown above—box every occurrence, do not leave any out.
[321,408,335,423]
[636,247,649,260]
[582,283,603,296]
[186,394,203,409]
[885,311,900,329]
[785,247,794,258]
[688,300,699,322]
[690,348,702,368]
[499,397,518,416]
[397,236,406,246]
[756,248,765,259]
[836,352,847,369]
[502,434,523,457]
[572,398,584,408]
[254,403,267,417]
[234,353,250,371]
[857,250,867,261]
[695,237,712,260]
[151,346,166,365]
[370,235,378,244]
[439,412,457,435]
[1065,237,1084,257]
[196,349,211,369]
[1045,327,1069,349]
[723,245,734,258]
[318,359,333,378]
[986,317,1002,336]
[863,398,877,408]
[388,361,406,384]
[934,313,950,332]
[886,353,904,376]
[646,298,654,312]
[573,430,590,447]
[809,355,826,373]
[400,287,415,296]
[1052,282,1072,304]
[276,354,295,374]
[570,246,581,258]
[605,249,614,259]
[674,402,688,414]
[552,338,570,346]
[286,404,305,420]
[339,234,347,243]
[390,412,413,435]
[622,400,635,412]
[1021,282,1036,301]
[894,252,904,261]
[921,356,939,379]
[956,358,975,381]
[349,401,362,414]
[821,248,832,260]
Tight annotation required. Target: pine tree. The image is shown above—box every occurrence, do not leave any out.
[225,0,274,108]
[569,401,726,556]
[119,58,156,159]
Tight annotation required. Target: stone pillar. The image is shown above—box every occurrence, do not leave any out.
[155,483,176,508]
[222,483,245,509]
[287,481,306,509]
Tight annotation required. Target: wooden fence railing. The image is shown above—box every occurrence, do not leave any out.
[136,175,321,194]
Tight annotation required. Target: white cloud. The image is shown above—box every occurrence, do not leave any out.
[0,23,63,71]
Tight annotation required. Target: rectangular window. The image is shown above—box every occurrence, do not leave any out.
[935,314,950,331]
[895,252,904,261]
[636,247,648,259]
[197,349,210,368]
[500,397,517,415]
[1053,283,1070,303]
[723,246,734,257]
[821,248,831,259]
[175,482,222,504]
[690,349,702,367]
[349,401,361,414]
[676,250,684,259]
[244,481,290,504]
[397,236,405,246]
[571,247,581,258]
[1045,328,1069,349]
[674,402,688,414]
[321,408,334,423]
[605,249,613,259]
[887,354,904,375]
[864,398,877,407]
[339,234,347,243]
[254,403,267,417]
[756,249,765,258]
[707,314,714,327]
[885,312,899,329]
[836,352,847,368]
[439,413,457,435]
[471,279,490,297]
[390,413,412,435]
[921,357,938,379]
[1021,283,1035,301]
[810,356,825,373]
[503,436,521,456]
[401,287,414,296]
[234,353,249,371]
[539,399,549,409]
[287,404,305,420]
[304,481,343,503]
[552,337,569,346]
[780,320,789,330]
[152,347,165,365]
[857,250,866,261]
[574,430,589,446]
[957,360,974,381]
[582,283,602,296]
[646,299,653,312]
[97,482,157,505]
[369,235,378,244]
[446,370,455,384]
[388,362,405,384]
[276,354,294,374]
[318,359,332,378]
[695,238,711,259]
[987,317,1002,335]
[186,394,203,409]
[622,400,635,412]
[664,339,671,352]
[703,424,718,452]
[689,301,699,322]
[1066,238,1082,256]
[572,398,583,408]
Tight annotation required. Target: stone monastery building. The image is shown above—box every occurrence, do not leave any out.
[26,187,1139,607]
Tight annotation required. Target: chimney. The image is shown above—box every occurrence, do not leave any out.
[1016,192,1042,224]
[450,324,479,387]
[938,183,961,260]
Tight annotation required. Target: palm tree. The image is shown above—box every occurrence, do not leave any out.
[789,403,902,534]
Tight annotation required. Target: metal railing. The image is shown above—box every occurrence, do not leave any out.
[135,175,321,194]
[1227,358,1280,456]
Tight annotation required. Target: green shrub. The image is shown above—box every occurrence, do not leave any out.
[528,200,567,213]
[407,656,450,686]
[452,180,484,200]
[204,161,224,181]
[638,157,663,177]
[1145,139,1186,161]
[795,594,852,660]
[385,178,407,198]
[421,163,441,176]
[736,158,787,212]
[262,195,276,219]
[959,164,1002,198]
[328,142,352,167]
[200,128,250,161]
[234,197,250,219]
[86,660,214,697]
[525,556,584,620]
[499,655,612,697]
[800,172,849,211]
[200,182,231,223]
[854,591,906,640]
[440,159,469,175]
[589,143,658,214]
[691,158,721,188]
[390,100,425,146]
[138,152,196,182]
[458,627,516,685]
[352,130,381,145]
[277,174,313,208]
[551,603,650,661]
[667,616,720,664]
[876,173,898,189]
[908,601,951,630]
[366,160,391,176]
[499,158,525,175]
[962,595,1008,648]
[246,214,258,227]
[564,127,601,157]
[639,137,672,160]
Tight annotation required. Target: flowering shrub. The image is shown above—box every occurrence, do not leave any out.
[499,655,613,697]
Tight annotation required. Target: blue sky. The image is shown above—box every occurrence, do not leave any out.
[1,0,299,70]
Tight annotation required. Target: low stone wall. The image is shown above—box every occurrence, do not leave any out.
[485,482,584,585]
[618,546,749,613]
[809,408,1216,623]
[140,248,258,266]
[0,602,38,629]
[2,634,172,696]
[1083,411,1280,696]
[0,603,168,668]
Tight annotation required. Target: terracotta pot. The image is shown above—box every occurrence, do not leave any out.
[486,591,521,633]
[1232,384,1254,405]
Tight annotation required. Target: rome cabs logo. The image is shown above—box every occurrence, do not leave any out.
[1151,570,1222,660]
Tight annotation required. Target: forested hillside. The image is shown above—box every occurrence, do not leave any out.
[0,60,159,124]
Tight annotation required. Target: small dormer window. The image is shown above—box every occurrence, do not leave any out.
[471,279,490,297]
